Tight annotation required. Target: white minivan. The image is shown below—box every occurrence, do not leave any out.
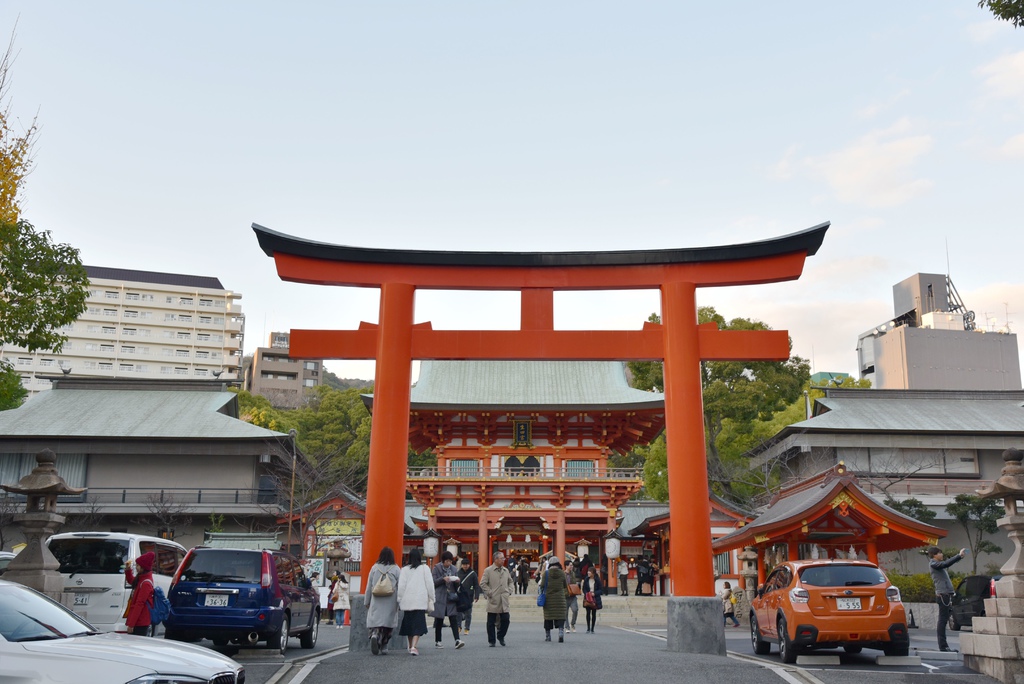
[46,531,186,633]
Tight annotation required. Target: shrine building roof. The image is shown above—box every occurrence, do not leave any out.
[395,360,665,411]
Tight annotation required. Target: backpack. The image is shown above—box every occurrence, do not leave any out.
[149,585,171,625]
[371,570,395,597]
[456,571,475,612]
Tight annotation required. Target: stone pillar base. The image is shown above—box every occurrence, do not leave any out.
[667,596,726,655]
[348,596,369,652]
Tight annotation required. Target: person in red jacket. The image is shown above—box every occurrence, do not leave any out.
[125,551,155,636]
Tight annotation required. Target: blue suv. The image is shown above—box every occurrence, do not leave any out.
[164,547,319,654]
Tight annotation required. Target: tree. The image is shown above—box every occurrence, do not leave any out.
[946,494,1004,574]
[628,307,810,504]
[0,365,26,410]
[0,29,38,224]
[979,0,1024,27]
[885,496,938,573]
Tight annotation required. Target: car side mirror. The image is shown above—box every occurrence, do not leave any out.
[756,585,764,598]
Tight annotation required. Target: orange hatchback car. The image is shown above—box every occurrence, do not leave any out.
[749,559,909,663]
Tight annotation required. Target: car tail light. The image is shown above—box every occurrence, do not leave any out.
[170,549,193,588]
[886,586,902,602]
[789,588,810,603]
[991,578,998,598]
[261,552,274,589]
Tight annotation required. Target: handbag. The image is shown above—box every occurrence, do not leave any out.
[537,569,548,607]
[583,591,596,609]
[371,570,394,597]
[567,583,582,596]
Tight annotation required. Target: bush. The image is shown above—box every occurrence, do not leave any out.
[888,573,938,603]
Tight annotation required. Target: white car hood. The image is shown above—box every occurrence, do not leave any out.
[14,632,241,680]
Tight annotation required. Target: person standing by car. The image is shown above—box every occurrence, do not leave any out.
[929,546,967,652]
[457,557,480,636]
[125,551,155,636]
[331,573,350,628]
[398,548,434,656]
[481,551,514,647]
[364,547,401,655]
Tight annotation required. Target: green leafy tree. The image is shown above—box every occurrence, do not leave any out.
[979,0,1024,27]
[0,363,27,410]
[946,494,1004,574]
[628,307,809,504]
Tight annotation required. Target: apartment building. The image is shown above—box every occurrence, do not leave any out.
[0,266,244,395]
[244,332,322,408]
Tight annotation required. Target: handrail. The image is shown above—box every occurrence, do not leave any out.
[407,466,643,480]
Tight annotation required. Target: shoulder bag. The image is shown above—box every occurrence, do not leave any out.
[537,569,548,607]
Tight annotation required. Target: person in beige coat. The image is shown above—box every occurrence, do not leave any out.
[331,574,350,628]
[480,551,515,647]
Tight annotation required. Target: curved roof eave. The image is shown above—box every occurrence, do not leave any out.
[254,222,829,268]
[364,399,667,413]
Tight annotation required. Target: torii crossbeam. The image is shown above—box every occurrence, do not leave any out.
[254,222,828,618]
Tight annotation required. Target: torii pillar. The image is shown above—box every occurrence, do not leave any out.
[254,221,828,654]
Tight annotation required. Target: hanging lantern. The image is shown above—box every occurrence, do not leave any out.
[810,544,819,560]
[445,538,460,558]
[576,538,590,559]
[605,536,621,560]
[422,529,441,558]
[525,534,531,543]
[506,533,513,544]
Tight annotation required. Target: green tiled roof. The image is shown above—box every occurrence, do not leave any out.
[406,361,664,410]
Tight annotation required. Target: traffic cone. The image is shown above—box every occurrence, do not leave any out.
[344,611,350,626]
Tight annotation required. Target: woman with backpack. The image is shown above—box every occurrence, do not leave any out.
[364,547,401,655]
[125,551,156,636]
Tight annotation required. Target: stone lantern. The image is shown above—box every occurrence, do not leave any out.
[324,540,352,578]
[736,545,759,620]
[1,449,85,596]
[962,448,1024,683]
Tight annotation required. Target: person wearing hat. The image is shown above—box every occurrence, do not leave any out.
[125,551,156,636]
[539,556,570,643]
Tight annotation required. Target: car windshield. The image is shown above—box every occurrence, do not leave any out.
[799,564,886,587]
[48,538,130,575]
[180,550,262,583]
[0,583,98,642]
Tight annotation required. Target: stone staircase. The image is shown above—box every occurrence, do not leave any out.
[507,593,669,627]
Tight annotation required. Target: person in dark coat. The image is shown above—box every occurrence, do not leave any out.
[457,557,480,635]
[518,559,531,595]
[125,551,155,636]
[929,545,966,652]
[582,565,604,633]
[539,557,570,643]
[430,550,465,649]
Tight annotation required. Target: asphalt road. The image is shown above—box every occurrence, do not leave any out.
[205,619,997,684]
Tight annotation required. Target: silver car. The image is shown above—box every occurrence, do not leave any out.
[0,578,244,683]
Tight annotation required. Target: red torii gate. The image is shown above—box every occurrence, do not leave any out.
[254,222,828,604]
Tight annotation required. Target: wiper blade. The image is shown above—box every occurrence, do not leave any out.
[66,630,103,637]
[12,635,64,642]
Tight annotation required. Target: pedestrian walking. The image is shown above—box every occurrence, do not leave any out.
[364,547,401,656]
[539,556,569,643]
[720,581,740,628]
[518,559,531,595]
[398,547,434,656]
[332,573,350,628]
[431,550,465,649]
[617,558,629,596]
[480,551,514,647]
[928,546,966,652]
[581,565,603,633]
[124,551,156,636]
[457,557,480,635]
[564,560,581,633]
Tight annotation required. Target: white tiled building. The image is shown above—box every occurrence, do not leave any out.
[1,266,244,395]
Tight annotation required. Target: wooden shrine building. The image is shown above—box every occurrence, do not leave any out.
[373,360,665,584]
[711,464,946,587]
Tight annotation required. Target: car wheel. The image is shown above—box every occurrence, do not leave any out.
[750,614,771,655]
[949,614,961,631]
[883,644,910,657]
[299,613,318,649]
[843,645,862,654]
[778,617,798,664]
[269,614,289,656]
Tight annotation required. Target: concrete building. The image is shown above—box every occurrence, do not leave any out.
[857,273,1021,390]
[0,266,245,396]
[244,332,323,409]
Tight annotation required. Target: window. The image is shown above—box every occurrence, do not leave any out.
[123,310,139,318]
[104,291,119,299]
[87,307,101,315]
[195,350,209,359]
[163,331,174,339]
[98,362,113,370]
[165,296,174,304]
[86,325,101,333]
[199,299,213,308]
[102,309,118,317]
[713,552,731,577]
[197,333,210,341]
[565,460,594,478]
[199,316,212,324]
[139,311,152,319]
[160,366,173,375]
[176,332,191,340]
[83,361,97,369]
[451,459,479,477]
[303,378,315,387]
[122,328,137,337]
[303,361,318,371]
[194,368,208,376]
[119,364,133,372]
[179,297,193,306]
[179,315,192,323]
[39,359,55,367]
[174,367,188,375]
[99,344,114,353]
[101,327,115,335]
[16,358,32,366]
[125,293,140,301]
[164,314,177,321]
[141,294,154,302]
[121,346,135,354]
[175,350,190,357]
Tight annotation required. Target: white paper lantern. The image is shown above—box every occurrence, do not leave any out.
[605,536,621,560]
[446,543,459,558]
[576,540,590,559]
[423,535,439,558]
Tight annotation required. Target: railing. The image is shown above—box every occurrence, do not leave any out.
[2,488,282,507]
[407,466,643,481]
[856,477,992,499]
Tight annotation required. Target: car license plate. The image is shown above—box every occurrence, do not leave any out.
[74,593,89,606]
[836,597,861,610]
[205,594,230,607]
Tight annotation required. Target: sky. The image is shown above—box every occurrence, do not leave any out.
[2,3,1022,383]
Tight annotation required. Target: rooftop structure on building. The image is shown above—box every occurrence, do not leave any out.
[856,273,1020,390]
[244,331,323,409]
[1,266,244,396]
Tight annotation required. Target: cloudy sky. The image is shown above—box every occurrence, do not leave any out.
[3,3,1022,382]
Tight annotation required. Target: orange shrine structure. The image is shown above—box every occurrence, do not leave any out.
[255,221,828,653]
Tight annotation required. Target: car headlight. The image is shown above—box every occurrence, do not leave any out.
[126,676,208,684]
